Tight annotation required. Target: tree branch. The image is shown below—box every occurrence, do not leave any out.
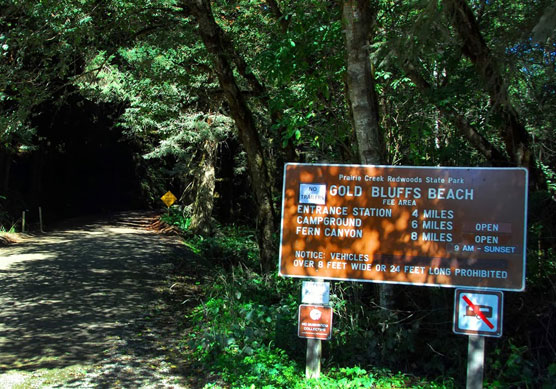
[443,0,546,188]
[402,59,509,165]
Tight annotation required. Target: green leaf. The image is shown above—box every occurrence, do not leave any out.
[79,16,92,25]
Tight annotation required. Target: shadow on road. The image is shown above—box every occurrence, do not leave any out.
[0,213,193,386]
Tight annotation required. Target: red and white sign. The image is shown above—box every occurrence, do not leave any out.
[453,289,503,337]
[298,305,333,340]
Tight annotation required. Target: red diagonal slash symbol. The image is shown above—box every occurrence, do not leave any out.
[462,295,494,329]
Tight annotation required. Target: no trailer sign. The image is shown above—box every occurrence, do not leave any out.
[278,163,528,291]
[453,289,503,337]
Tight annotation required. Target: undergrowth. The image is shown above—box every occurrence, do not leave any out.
[184,264,451,388]
[0,194,18,233]
[165,209,556,388]
[161,206,259,268]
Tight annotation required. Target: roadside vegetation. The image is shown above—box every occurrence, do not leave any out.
[162,208,556,388]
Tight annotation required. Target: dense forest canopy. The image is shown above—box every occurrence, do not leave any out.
[2,1,554,183]
[1,0,555,385]
[3,0,555,261]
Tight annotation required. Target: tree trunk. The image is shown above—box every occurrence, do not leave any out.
[219,3,298,164]
[342,0,384,165]
[443,0,546,189]
[342,0,393,308]
[189,140,217,235]
[265,0,290,33]
[189,0,278,272]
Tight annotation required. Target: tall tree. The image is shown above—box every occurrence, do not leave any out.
[443,0,547,188]
[189,138,217,235]
[185,0,278,271]
[342,0,384,165]
[342,0,394,309]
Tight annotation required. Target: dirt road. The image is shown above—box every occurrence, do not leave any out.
[0,212,196,388]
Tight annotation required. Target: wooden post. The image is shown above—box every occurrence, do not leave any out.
[467,335,485,389]
[306,338,322,379]
[21,210,26,233]
[304,278,326,379]
[39,206,44,232]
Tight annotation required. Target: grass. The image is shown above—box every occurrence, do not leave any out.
[0,231,22,246]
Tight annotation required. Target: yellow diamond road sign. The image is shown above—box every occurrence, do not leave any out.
[161,191,177,208]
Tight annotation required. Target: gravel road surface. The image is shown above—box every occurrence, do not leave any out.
[0,212,197,388]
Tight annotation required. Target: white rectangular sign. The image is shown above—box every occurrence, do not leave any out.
[301,281,330,304]
[298,183,327,205]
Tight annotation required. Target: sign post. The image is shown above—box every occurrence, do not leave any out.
[298,304,333,379]
[39,206,44,232]
[467,335,485,389]
[299,280,332,379]
[306,338,321,379]
[160,191,177,215]
[453,289,503,389]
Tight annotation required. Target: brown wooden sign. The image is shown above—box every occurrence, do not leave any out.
[298,305,333,340]
[278,163,528,291]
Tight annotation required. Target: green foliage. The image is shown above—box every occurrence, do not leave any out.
[160,206,192,232]
[75,12,237,209]
[185,264,301,387]
[303,366,453,389]
[174,215,555,387]
[162,208,260,267]
[179,222,458,387]
[209,345,301,388]
[183,233,455,389]
[486,342,536,388]
[325,283,433,371]
[184,259,451,388]
[185,225,259,268]
[215,0,353,161]
[196,231,259,267]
